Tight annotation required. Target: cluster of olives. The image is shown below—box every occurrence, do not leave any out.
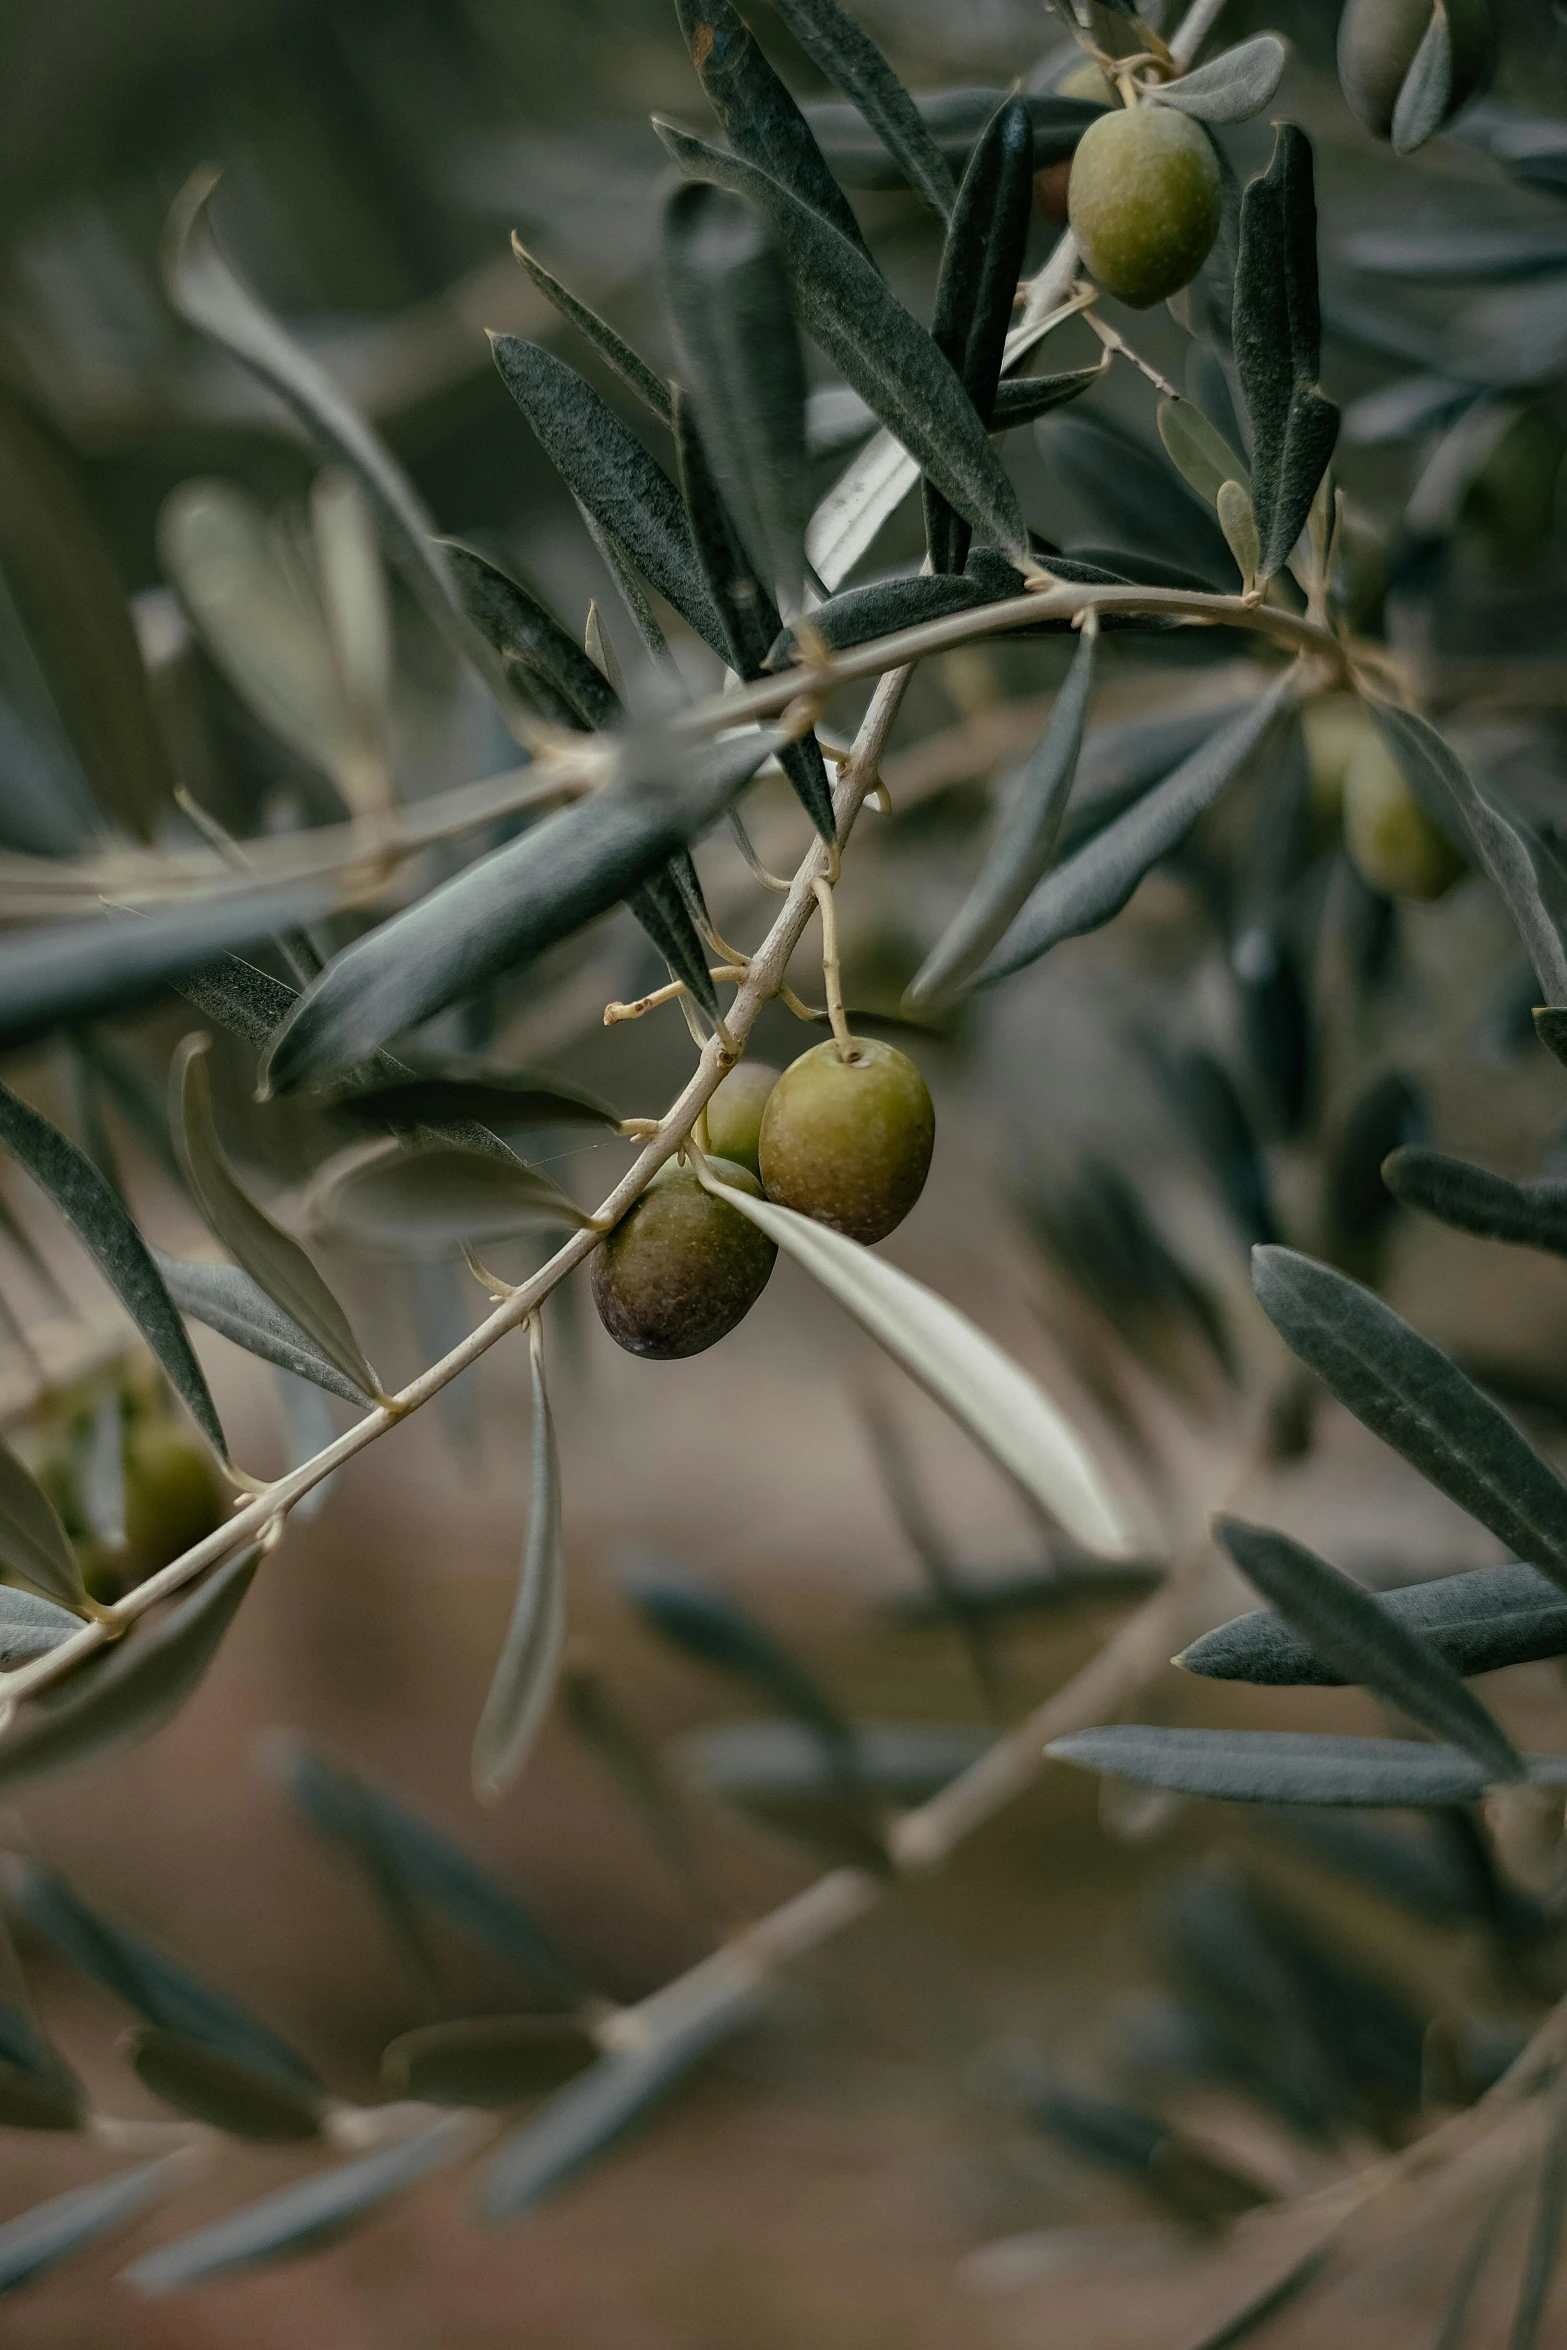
[39,1381,227,1604]
[1304,697,1465,903]
[592,1040,935,1360]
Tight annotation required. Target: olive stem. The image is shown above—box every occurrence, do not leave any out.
[1082,301,1181,400]
[811,875,855,1061]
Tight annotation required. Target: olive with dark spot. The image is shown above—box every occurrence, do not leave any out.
[758,1038,934,1244]
[591,1158,776,1360]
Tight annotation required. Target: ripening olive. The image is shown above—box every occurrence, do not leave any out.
[1337,0,1496,140]
[757,1037,934,1245]
[1067,106,1221,310]
[1302,696,1373,833]
[702,1063,779,1180]
[1342,732,1465,902]
[592,1158,776,1360]
[122,1421,227,1578]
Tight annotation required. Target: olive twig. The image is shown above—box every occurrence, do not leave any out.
[811,875,855,1062]
[1081,300,1181,400]
[728,809,792,895]
[602,968,745,1027]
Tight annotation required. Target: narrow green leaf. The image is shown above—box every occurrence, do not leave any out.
[161,173,515,715]
[1253,1247,1567,1586]
[681,1717,988,1804]
[510,236,673,424]
[977,686,1293,983]
[480,1973,766,2220]
[1371,703,1567,1005]
[0,884,325,1062]
[1391,1,1453,155]
[5,1856,320,2090]
[698,1177,1131,1556]
[442,542,619,733]
[628,852,723,1016]
[673,0,873,260]
[0,1548,259,1801]
[265,1736,582,2004]
[1152,35,1288,126]
[1181,1561,1567,1687]
[1234,127,1340,576]
[491,338,727,658]
[923,95,1034,574]
[0,2156,187,2294]
[0,1436,88,1614]
[1216,482,1261,588]
[260,726,780,1093]
[332,1067,619,1136]
[990,365,1106,430]
[805,88,1101,187]
[1048,1725,1567,1807]
[768,570,997,666]
[383,2015,598,2107]
[175,1037,378,1400]
[1510,2088,1567,2350]
[1212,1516,1524,1783]
[1157,396,1252,508]
[663,181,809,608]
[154,1250,369,1404]
[123,2116,477,2293]
[126,2029,324,2141]
[770,0,955,217]
[1385,1147,1567,1258]
[908,621,1097,1006]
[626,1568,852,1756]
[306,1139,589,1258]
[0,1588,79,1666]
[654,119,1030,569]
[885,1561,1163,1626]
[473,1323,567,1800]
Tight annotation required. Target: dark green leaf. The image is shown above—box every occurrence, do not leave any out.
[1252,1247,1567,1586]
[679,1717,989,1803]
[770,0,954,216]
[473,1322,565,1800]
[1048,1726,1567,1806]
[673,0,872,260]
[1391,3,1453,155]
[123,2116,477,2293]
[767,571,996,667]
[989,365,1106,430]
[977,688,1292,982]
[1371,704,1567,1005]
[0,2057,84,2131]
[1234,126,1340,576]
[804,89,1101,186]
[480,1973,766,2220]
[0,2156,186,2294]
[509,237,672,423]
[0,1547,259,1801]
[1153,35,1288,126]
[1385,1147,1567,1258]
[923,95,1033,574]
[654,119,1030,568]
[260,725,780,1093]
[1341,227,1567,282]
[883,1561,1164,1626]
[308,1140,588,1259]
[1325,1071,1423,1261]
[908,620,1096,1005]
[0,884,326,1061]
[333,1067,619,1136]
[176,1037,378,1400]
[1150,1045,1278,1247]
[5,1856,319,2090]
[0,1080,227,1459]
[628,850,723,1016]
[625,1569,853,1758]
[1510,2090,1567,2350]
[154,1250,369,1403]
[1181,1561,1567,1687]
[1212,1516,1524,1783]
[0,1588,79,1666]
[265,1737,581,2004]
[384,2014,598,2107]
[491,338,727,658]
[663,181,809,607]
[0,1436,87,1614]
[126,2029,324,2141]
[443,542,621,731]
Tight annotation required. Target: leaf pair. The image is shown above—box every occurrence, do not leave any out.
[1182,1559,1567,1688]
[1234,128,1340,579]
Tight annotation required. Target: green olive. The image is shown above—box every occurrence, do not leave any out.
[1342,733,1466,902]
[757,1037,934,1244]
[702,1063,779,1180]
[1057,59,1120,107]
[122,1422,227,1580]
[1302,696,1375,832]
[591,1158,776,1360]
[1337,0,1496,140]
[1067,106,1221,310]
